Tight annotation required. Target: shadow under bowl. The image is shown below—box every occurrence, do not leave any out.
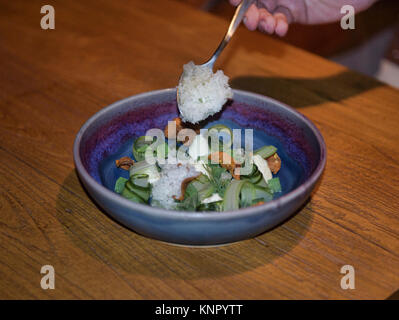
[73,88,326,245]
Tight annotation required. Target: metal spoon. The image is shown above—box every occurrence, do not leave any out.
[177,0,253,104]
[200,0,253,70]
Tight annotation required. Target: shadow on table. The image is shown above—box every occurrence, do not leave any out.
[230,70,382,109]
[386,289,399,300]
[56,170,315,280]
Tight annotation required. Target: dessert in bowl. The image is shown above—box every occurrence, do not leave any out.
[73,88,326,245]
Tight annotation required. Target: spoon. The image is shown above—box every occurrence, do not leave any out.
[177,0,253,104]
[200,0,253,70]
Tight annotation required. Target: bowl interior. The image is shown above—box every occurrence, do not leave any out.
[79,89,321,208]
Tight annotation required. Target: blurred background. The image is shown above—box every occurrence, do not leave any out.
[177,0,399,88]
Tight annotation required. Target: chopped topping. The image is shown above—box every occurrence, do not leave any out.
[115,118,283,212]
[164,117,200,146]
[208,151,240,180]
[202,193,223,204]
[252,201,265,207]
[164,117,183,140]
[267,153,281,174]
[172,173,201,201]
[115,156,134,170]
[188,134,209,160]
[151,162,200,209]
[253,154,273,183]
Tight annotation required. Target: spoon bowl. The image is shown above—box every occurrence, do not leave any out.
[176,0,253,109]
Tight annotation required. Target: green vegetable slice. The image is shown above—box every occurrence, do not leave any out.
[207,124,233,150]
[204,163,231,197]
[133,136,169,161]
[239,182,256,208]
[176,182,200,211]
[253,185,273,203]
[114,177,128,194]
[223,179,274,211]
[223,180,247,211]
[133,136,154,161]
[121,188,146,203]
[118,173,151,204]
[267,177,282,193]
[242,169,262,184]
[129,160,160,182]
[254,145,277,159]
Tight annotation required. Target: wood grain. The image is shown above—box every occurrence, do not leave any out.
[0,0,398,299]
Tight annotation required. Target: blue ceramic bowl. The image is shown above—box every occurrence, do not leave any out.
[74,88,326,245]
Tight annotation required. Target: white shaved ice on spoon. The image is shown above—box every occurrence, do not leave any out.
[177,61,233,124]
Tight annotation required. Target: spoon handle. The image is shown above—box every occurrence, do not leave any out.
[203,0,254,69]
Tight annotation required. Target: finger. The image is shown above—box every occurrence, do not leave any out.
[274,12,289,37]
[258,7,271,21]
[258,8,275,34]
[229,0,241,6]
[243,4,260,31]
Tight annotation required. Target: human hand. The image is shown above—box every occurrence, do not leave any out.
[230,0,378,37]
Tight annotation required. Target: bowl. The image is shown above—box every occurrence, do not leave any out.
[73,88,326,245]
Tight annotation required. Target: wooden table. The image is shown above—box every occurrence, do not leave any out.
[1,0,398,300]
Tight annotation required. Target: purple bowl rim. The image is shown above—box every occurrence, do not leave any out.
[73,88,326,221]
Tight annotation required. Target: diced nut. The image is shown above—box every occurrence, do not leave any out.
[252,201,265,207]
[164,117,201,145]
[267,153,281,174]
[178,128,198,146]
[164,117,183,139]
[115,156,134,170]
